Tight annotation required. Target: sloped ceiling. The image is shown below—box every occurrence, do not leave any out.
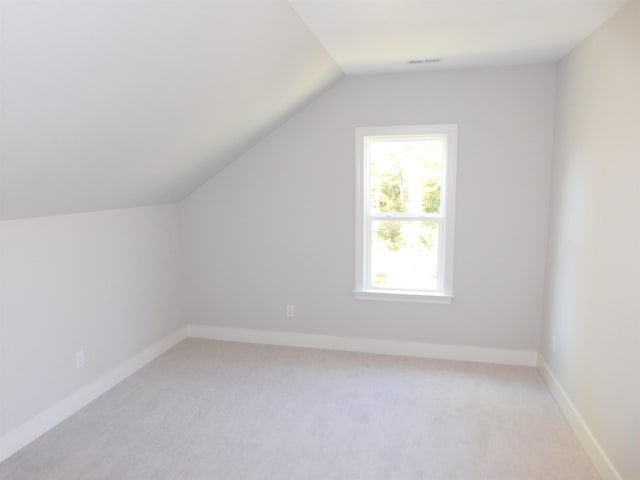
[0,0,341,220]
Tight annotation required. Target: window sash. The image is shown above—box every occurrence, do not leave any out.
[363,217,446,293]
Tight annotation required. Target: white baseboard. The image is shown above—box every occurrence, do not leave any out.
[537,356,621,480]
[0,326,188,463]
[188,324,538,367]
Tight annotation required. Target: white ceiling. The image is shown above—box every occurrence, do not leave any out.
[0,0,340,220]
[0,0,629,220]
[288,0,629,74]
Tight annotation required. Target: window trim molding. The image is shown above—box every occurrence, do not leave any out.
[354,124,458,303]
[353,290,453,304]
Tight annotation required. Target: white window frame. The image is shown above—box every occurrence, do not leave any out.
[354,124,457,304]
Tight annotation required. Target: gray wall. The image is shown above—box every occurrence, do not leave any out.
[542,0,640,477]
[181,65,556,350]
[0,205,183,435]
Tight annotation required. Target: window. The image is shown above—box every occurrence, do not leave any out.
[354,125,457,303]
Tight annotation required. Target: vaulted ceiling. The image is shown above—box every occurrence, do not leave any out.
[0,0,628,220]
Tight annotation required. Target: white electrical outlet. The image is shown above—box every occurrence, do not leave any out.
[286,304,295,317]
[75,350,85,369]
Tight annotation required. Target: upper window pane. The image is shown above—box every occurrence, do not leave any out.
[369,138,444,215]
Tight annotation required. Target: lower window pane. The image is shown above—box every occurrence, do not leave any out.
[370,220,439,291]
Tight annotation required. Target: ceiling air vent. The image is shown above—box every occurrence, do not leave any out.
[408,58,441,65]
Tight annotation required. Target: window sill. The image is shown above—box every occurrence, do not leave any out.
[353,290,453,304]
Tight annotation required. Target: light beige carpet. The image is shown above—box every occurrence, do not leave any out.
[0,338,599,480]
